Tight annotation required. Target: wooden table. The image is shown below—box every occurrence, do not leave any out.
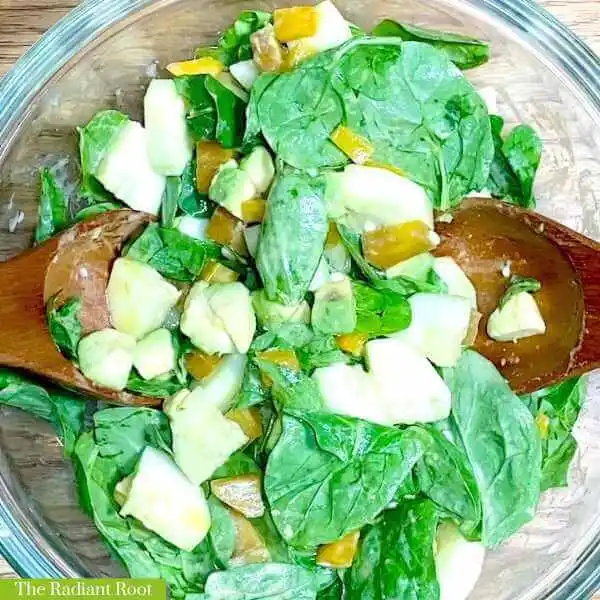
[0,0,599,582]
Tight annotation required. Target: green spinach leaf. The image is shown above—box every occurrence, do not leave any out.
[265,412,431,547]
[178,160,212,218]
[499,275,541,309]
[251,324,314,353]
[126,372,186,398]
[297,335,348,372]
[74,202,123,221]
[202,563,317,600]
[205,76,247,148]
[234,361,269,408]
[36,168,71,243]
[207,496,236,568]
[443,350,542,547]
[345,500,440,600]
[353,281,412,337]
[257,171,328,305]
[46,296,82,360]
[372,19,489,70]
[162,176,181,228]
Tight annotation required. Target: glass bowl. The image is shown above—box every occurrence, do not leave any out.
[1,0,600,597]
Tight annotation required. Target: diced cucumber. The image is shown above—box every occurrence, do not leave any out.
[144,79,193,176]
[230,60,260,90]
[386,253,435,281]
[107,257,181,339]
[96,121,166,215]
[240,147,275,195]
[119,446,211,552]
[324,242,351,274]
[164,390,248,485]
[78,328,136,391]
[308,256,331,292]
[325,165,433,231]
[478,86,497,114]
[244,224,261,258]
[435,522,486,600]
[175,215,210,240]
[216,72,250,103]
[433,257,478,308]
[487,291,546,342]
[180,281,256,354]
[392,293,472,367]
[113,475,133,506]
[133,328,176,380]
[312,275,356,335]
[209,160,256,220]
[252,290,311,329]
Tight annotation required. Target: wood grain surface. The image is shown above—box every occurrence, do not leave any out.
[0,0,599,583]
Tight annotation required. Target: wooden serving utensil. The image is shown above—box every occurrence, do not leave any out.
[436,198,600,394]
[0,210,160,406]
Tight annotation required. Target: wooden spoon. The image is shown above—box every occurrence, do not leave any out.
[435,198,600,394]
[0,210,161,406]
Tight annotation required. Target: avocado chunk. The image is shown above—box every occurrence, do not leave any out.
[133,328,176,380]
[487,291,546,342]
[209,160,256,220]
[78,328,136,391]
[252,290,310,330]
[386,253,435,281]
[119,446,211,552]
[311,275,356,335]
[180,281,256,354]
[164,389,248,485]
[107,257,181,339]
[240,147,275,195]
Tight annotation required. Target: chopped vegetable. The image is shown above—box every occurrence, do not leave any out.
[196,141,236,193]
[241,198,266,223]
[201,260,240,283]
[244,225,261,258]
[209,160,257,220]
[251,24,285,72]
[312,275,357,335]
[240,147,275,194]
[206,206,248,255]
[386,252,435,281]
[316,530,360,569]
[228,511,271,566]
[167,56,224,77]
[335,331,368,357]
[330,126,374,164]
[210,473,265,518]
[185,350,223,380]
[226,407,263,441]
[230,59,261,90]
[257,348,301,387]
[252,290,311,329]
[487,291,546,342]
[273,7,319,43]
[433,257,478,308]
[133,328,176,380]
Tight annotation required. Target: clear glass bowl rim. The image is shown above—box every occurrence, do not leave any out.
[1,0,600,597]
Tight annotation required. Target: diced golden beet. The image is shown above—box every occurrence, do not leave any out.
[257,348,300,387]
[241,198,266,224]
[211,474,265,518]
[330,126,375,165]
[185,351,223,380]
[363,221,435,269]
[167,57,224,77]
[536,412,550,440]
[229,510,271,566]
[226,408,263,442]
[364,160,407,178]
[196,142,236,194]
[316,530,361,569]
[336,332,368,357]
[206,207,248,256]
[251,25,284,72]
[326,222,342,248]
[463,310,482,347]
[201,260,239,284]
[273,7,319,42]
[281,41,317,71]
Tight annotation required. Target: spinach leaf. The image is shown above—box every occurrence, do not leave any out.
[207,496,236,568]
[235,361,269,408]
[443,350,542,547]
[252,324,314,353]
[212,451,261,479]
[74,202,123,221]
[353,281,412,337]
[522,377,584,491]
[202,563,317,600]
[126,223,220,281]
[253,38,493,208]
[296,335,348,372]
[178,160,212,218]
[288,549,338,593]
[126,372,186,398]
[486,116,542,208]
[46,296,82,360]
[372,19,489,70]
[499,275,541,309]
[243,73,279,152]
[205,76,247,148]
[345,500,440,600]
[78,110,129,200]
[257,171,328,305]
[318,580,343,600]
[0,370,85,456]
[254,360,323,412]
[162,177,181,228]
[415,427,481,537]
[265,412,431,547]
[36,168,71,243]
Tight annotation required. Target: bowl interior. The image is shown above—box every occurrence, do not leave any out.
[2,0,600,597]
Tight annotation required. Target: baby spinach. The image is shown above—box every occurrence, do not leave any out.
[372,19,489,70]
[162,177,181,228]
[414,426,481,537]
[78,109,129,200]
[36,168,71,243]
[205,76,248,148]
[243,73,279,152]
[265,412,430,547]
[207,496,237,568]
[46,296,82,360]
[345,500,440,600]
[74,202,122,221]
[486,115,542,208]
[296,335,348,372]
[202,563,318,600]
[235,361,269,408]
[499,275,541,309]
[0,370,85,456]
[522,377,584,491]
[353,281,412,337]
[252,324,315,352]
[257,171,328,305]
[126,372,186,398]
[443,350,542,547]
[178,160,212,218]
[252,38,493,208]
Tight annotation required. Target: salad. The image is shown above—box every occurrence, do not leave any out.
[0,2,586,598]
